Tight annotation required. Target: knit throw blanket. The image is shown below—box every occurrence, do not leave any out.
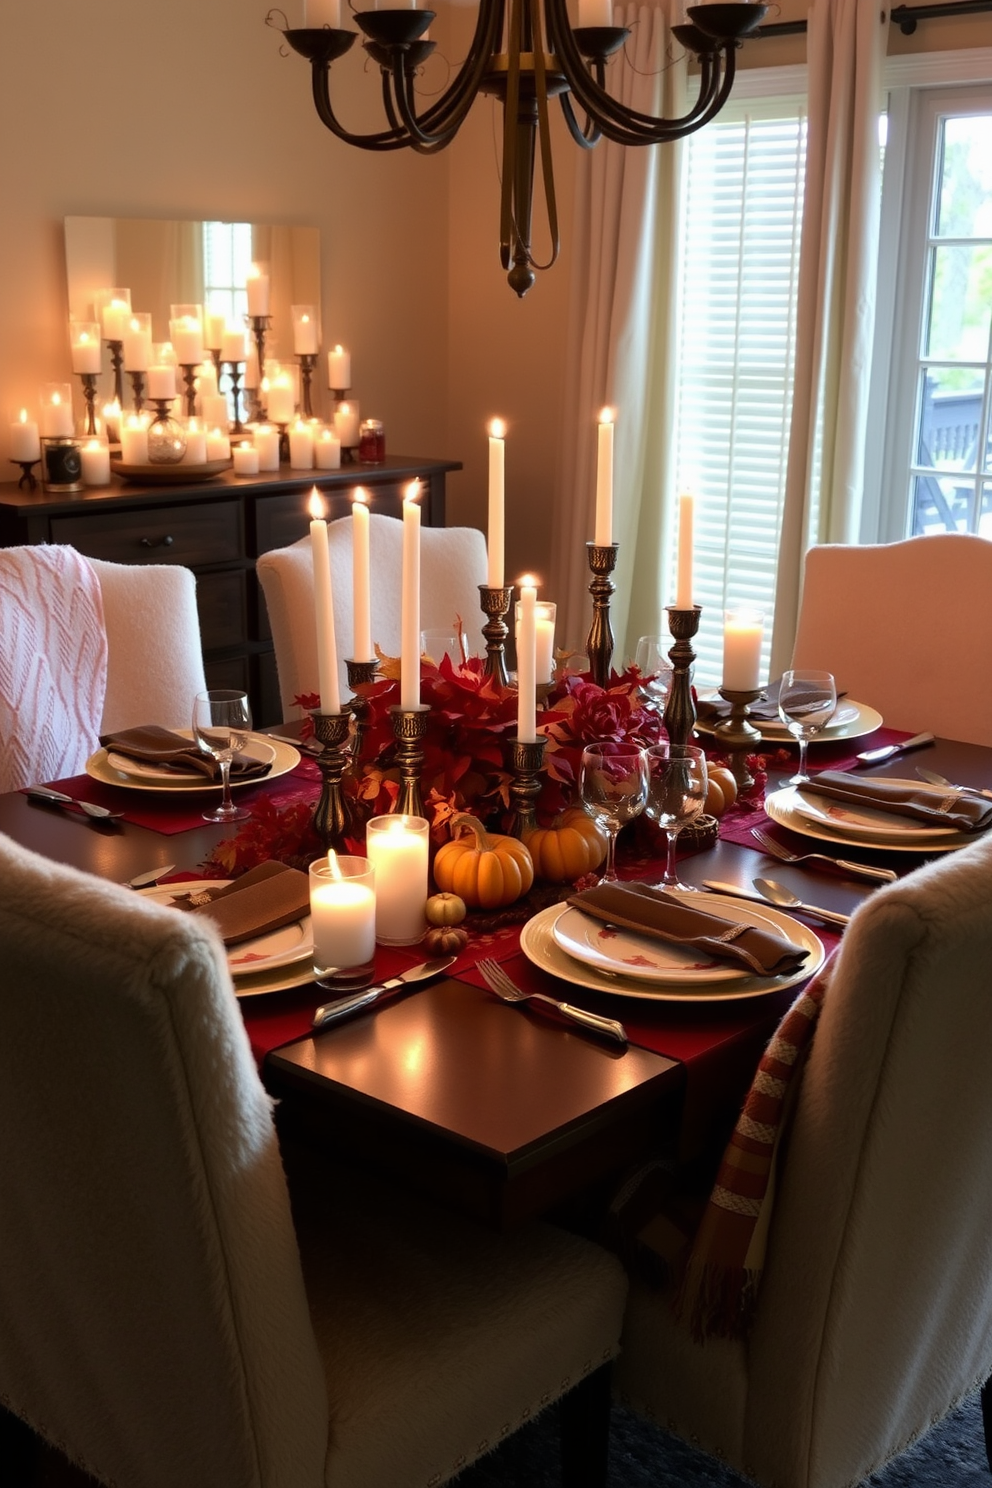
[0,546,108,793]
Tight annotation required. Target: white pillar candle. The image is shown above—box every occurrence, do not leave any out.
[10,409,40,461]
[516,575,538,742]
[254,423,280,471]
[722,609,765,692]
[246,263,270,317]
[221,327,247,364]
[233,441,260,475]
[487,417,505,588]
[120,415,149,465]
[100,293,131,342]
[306,0,342,25]
[293,307,319,355]
[181,418,207,465]
[309,489,342,713]
[196,359,219,399]
[309,855,376,978]
[80,438,111,486]
[352,489,374,662]
[204,312,226,351]
[40,386,74,438]
[327,343,351,389]
[266,373,295,426]
[123,315,152,372]
[201,392,229,429]
[535,601,556,684]
[401,482,421,709]
[365,815,429,946]
[206,427,231,462]
[147,363,177,400]
[70,323,101,375]
[288,419,315,469]
[594,407,614,547]
[315,427,341,469]
[102,401,122,444]
[334,400,360,447]
[244,343,260,389]
[675,490,695,609]
[171,315,204,366]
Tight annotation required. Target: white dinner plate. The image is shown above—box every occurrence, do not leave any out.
[789,779,959,841]
[86,733,300,792]
[520,895,824,1003]
[695,697,882,744]
[765,784,979,854]
[552,903,753,985]
[138,881,315,987]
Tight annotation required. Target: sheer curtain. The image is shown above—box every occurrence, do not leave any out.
[770,0,884,676]
[550,3,685,662]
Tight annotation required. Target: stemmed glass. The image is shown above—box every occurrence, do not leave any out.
[777,669,837,785]
[191,688,253,823]
[578,742,650,883]
[634,635,674,719]
[645,743,708,891]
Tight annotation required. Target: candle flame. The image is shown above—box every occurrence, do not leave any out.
[129,317,141,333]
[489,417,506,439]
[598,406,614,425]
[308,488,326,520]
[51,392,62,406]
[85,438,102,452]
[17,409,27,424]
[301,313,311,324]
[239,440,252,450]
[248,262,263,279]
[333,342,345,354]
[404,479,421,506]
[353,487,368,507]
[327,849,342,878]
[518,573,538,589]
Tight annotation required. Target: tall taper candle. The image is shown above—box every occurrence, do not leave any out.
[487,418,505,588]
[594,408,614,547]
[401,482,421,709]
[675,490,695,608]
[352,488,374,662]
[516,575,538,743]
[309,488,341,712]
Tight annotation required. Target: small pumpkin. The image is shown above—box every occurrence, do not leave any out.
[425,891,467,927]
[424,923,470,956]
[433,812,534,909]
[705,765,739,817]
[524,807,608,883]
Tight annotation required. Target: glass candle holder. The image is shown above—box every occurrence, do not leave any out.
[309,855,377,991]
[365,815,429,946]
[515,599,556,684]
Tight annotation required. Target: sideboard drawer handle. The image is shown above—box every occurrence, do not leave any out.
[139,534,174,548]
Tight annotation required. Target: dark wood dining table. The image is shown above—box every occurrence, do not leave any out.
[4,728,990,1230]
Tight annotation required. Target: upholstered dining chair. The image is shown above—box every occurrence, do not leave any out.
[789,533,992,745]
[615,829,992,1488]
[0,830,627,1488]
[257,513,489,717]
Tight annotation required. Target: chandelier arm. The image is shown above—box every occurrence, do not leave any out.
[310,59,414,149]
[406,0,506,133]
[532,5,560,268]
[499,0,525,271]
[389,60,466,151]
[558,93,602,149]
[565,44,732,144]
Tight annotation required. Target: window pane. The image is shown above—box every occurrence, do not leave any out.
[917,366,985,470]
[935,114,992,239]
[910,472,971,534]
[924,245,992,360]
[980,483,992,537]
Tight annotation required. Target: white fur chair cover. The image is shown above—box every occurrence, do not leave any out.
[257,514,488,718]
[616,830,992,1487]
[790,534,992,745]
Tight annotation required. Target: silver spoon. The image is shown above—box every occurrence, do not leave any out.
[752,877,851,927]
[26,785,124,820]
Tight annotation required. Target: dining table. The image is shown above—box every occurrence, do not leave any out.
[5,717,991,1231]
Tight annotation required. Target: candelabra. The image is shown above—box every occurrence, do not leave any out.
[506,736,547,839]
[128,370,145,414]
[346,657,379,763]
[249,314,271,417]
[311,708,355,849]
[390,704,430,818]
[663,605,701,756]
[10,459,39,491]
[76,373,99,437]
[298,353,318,418]
[478,584,513,687]
[106,340,124,408]
[224,361,245,434]
[586,542,617,688]
[712,686,763,790]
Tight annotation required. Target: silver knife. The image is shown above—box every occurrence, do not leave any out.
[853,731,934,767]
[701,880,850,927]
[122,864,177,889]
[915,767,992,801]
[312,955,456,1030]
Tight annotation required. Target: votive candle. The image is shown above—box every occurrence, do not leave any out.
[365,815,429,946]
[10,409,40,461]
[254,423,280,471]
[181,418,207,465]
[233,441,260,475]
[80,438,110,486]
[315,427,341,469]
[309,854,376,984]
[334,400,360,447]
[120,414,149,465]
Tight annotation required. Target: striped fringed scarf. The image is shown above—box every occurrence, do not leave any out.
[675,951,836,1342]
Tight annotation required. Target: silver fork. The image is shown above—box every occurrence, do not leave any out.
[750,827,897,883]
[477,959,628,1044]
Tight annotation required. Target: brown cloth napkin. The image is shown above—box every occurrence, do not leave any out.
[567,882,810,977]
[695,679,847,726]
[100,724,272,783]
[800,771,992,833]
[171,861,311,946]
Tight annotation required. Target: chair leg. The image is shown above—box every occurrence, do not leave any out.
[560,1362,613,1488]
[981,1374,992,1474]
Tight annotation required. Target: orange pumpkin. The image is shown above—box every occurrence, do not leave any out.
[433,812,534,909]
[705,765,739,817]
[524,807,608,883]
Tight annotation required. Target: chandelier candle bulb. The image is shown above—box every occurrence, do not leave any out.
[594,408,614,547]
[723,609,765,692]
[233,441,259,475]
[289,419,315,469]
[366,815,430,946]
[309,489,342,713]
[516,575,538,743]
[487,418,505,588]
[675,490,695,609]
[10,410,40,462]
[400,482,422,709]
[315,427,341,469]
[246,263,270,317]
[40,386,74,439]
[80,438,110,486]
[352,489,374,662]
[327,344,350,389]
[309,855,377,990]
[293,307,319,355]
[70,324,101,375]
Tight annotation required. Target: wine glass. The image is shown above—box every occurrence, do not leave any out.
[634,635,674,718]
[191,688,253,823]
[645,743,708,891]
[778,669,837,785]
[578,742,649,883]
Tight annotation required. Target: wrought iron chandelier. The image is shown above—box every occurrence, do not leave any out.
[273,2,767,297]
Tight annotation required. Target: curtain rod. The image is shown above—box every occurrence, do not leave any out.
[752,0,992,41]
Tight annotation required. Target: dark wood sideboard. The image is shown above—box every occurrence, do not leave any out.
[0,455,461,726]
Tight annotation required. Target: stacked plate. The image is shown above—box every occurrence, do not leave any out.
[766,780,979,854]
[520,892,825,1004]
[85,732,300,793]
[139,881,315,997]
[695,697,882,745]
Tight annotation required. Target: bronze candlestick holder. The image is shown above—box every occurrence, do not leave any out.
[712,686,763,790]
[249,314,271,417]
[224,361,245,433]
[127,370,145,414]
[106,340,124,408]
[77,372,99,437]
[478,584,513,687]
[346,657,379,764]
[10,458,39,491]
[390,704,430,817]
[586,542,618,688]
[506,736,547,839]
[298,353,318,418]
[663,605,701,756]
[178,363,199,418]
[310,708,354,849]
